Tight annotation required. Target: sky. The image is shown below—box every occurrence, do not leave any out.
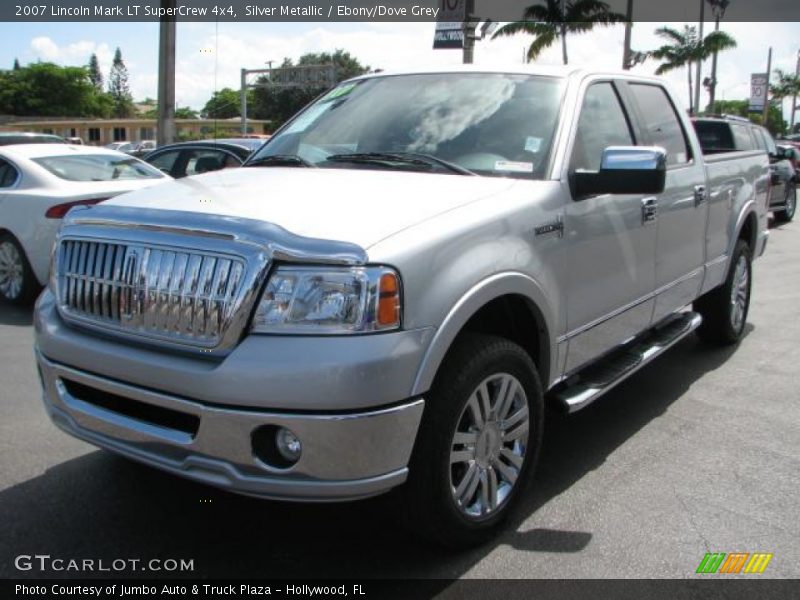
[1,21,798,120]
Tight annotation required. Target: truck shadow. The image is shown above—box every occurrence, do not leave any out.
[0,300,34,326]
[0,330,748,580]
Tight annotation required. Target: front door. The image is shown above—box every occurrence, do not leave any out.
[562,81,657,374]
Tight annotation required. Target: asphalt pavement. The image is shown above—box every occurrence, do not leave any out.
[1,218,798,580]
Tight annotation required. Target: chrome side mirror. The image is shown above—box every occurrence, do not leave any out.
[573,146,667,197]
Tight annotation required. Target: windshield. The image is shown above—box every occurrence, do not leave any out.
[248,73,564,179]
[33,154,165,182]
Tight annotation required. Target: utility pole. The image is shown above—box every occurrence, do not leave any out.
[694,0,705,116]
[240,68,247,135]
[462,0,476,64]
[707,0,730,114]
[763,47,772,126]
[622,0,633,70]
[156,0,176,146]
[791,49,800,132]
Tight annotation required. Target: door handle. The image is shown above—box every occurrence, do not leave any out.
[694,185,708,206]
[641,197,658,224]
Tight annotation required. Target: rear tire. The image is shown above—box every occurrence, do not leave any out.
[0,234,39,305]
[694,239,752,345]
[774,182,796,223]
[400,333,544,548]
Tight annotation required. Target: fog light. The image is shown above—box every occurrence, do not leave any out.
[276,427,302,463]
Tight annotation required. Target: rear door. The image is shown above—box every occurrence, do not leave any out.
[624,82,708,323]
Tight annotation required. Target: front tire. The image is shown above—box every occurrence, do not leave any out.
[0,234,39,305]
[774,182,796,223]
[694,239,752,345]
[401,333,544,547]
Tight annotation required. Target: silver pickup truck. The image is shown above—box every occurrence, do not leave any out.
[33,67,770,546]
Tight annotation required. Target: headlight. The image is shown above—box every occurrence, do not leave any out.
[251,265,401,334]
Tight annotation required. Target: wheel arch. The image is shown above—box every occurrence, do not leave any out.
[411,272,556,397]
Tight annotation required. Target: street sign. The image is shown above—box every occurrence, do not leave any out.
[433,0,468,49]
[749,73,768,113]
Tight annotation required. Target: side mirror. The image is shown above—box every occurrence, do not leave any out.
[572,146,667,197]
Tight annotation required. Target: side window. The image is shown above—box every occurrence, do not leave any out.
[148,150,180,175]
[750,127,768,151]
[571,83,634,172]
[731,124,754,150]
[628,84,691,166]
[758,127,777,155]
[0,159,19,188]
[185,150,227,176]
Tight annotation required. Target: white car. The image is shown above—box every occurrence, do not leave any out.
[0,144,170,304]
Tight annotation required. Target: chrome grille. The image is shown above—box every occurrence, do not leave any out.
[57,239,246,348]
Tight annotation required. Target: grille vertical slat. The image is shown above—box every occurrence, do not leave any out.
[110,244,124,321]
[84,243,97,315]
[92,243,106,317]
[56,239,246,349]
[62,241,74,308]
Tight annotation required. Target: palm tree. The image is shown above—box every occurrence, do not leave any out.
[491,0,626,65]
[649,26,736,115]
[770,68,800,129]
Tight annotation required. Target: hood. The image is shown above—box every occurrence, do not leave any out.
[105,167,517,249]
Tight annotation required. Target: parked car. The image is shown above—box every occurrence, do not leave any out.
[0,132,65,146]
[0,144,170,304]
[692,116,795,223]
[34,68,769,546]
[104,142,128,151]
[777,143,800,171]
[65,137,84,145]
[144,140,256,178]
[779,133,800,150]
[119,140,157,159]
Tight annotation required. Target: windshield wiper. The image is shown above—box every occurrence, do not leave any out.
[245,154,315,168]
[324,152,475,175]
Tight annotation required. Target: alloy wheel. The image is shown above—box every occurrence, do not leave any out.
[0,241,24,300]
[449,373,529,520]
[729,254,749,333]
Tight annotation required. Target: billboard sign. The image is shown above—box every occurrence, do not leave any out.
[433,0,468,49]
[749,73,768,112]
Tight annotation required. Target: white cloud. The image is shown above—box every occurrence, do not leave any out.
[28,36,116,81]
[30,36,60,60]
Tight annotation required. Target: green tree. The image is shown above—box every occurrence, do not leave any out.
[88,53,103,92]
[251,50,369,127]
[0,62,112,117]
[770,68,800,131]
[649,25,736,114]
[712,99,786,136]
[108,47,134,118]
[175,106,199,119]
[13,58,20,70]
[491,0,626,65]
[201,87,248,119]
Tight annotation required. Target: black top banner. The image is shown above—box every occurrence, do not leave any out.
[2,0,799,22]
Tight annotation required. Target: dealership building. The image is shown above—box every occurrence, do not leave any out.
[2,117,271,144]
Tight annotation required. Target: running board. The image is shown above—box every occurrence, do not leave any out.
[553,312,703,413]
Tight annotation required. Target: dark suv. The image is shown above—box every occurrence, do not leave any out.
[693,116,796,223]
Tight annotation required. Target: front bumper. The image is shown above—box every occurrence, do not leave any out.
[33,289,430,501]
[36,351,424,501]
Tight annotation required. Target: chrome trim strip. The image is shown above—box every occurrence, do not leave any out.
[652,267,703,298]
[558,267,705,344]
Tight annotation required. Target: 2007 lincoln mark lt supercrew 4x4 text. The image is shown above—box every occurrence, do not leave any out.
[34,67,770,546]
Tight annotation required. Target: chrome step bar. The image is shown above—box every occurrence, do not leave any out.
[554,312,703,413]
